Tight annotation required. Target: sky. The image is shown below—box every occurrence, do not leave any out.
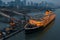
[1,0,60,6]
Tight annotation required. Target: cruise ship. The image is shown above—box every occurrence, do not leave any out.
[24,10,56,33]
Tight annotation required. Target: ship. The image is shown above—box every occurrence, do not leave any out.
[24,10,56,33]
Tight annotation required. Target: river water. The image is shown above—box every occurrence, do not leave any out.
[0,9,60,40]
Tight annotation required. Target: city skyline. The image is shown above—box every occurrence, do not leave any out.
[0,0,60,7]
[1,0,60,5]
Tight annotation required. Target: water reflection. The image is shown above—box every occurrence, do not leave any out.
[25,20,55,40]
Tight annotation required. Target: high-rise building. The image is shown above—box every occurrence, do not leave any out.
[41,1,47,7]
[0,0,6,6]
[7,1,15,7]
[34,3,39,7]
[2,2,6,6]
[0,0,3,6]
[15,0,21,6]
[21,1,24,6]
[27,2,30,6]
[15,0,21,8]
[31,1,34,6]
[23,0,26,6]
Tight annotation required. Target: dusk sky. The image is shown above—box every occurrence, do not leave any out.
[1,0,60,6]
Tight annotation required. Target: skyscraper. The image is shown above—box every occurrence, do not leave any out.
[31,1,34,6]
[0,0,3,6]
[15,0,21,5]
[15,0,21,8]
[7,1,15,7]
[27,2,30,6]
[23,0,26,6]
